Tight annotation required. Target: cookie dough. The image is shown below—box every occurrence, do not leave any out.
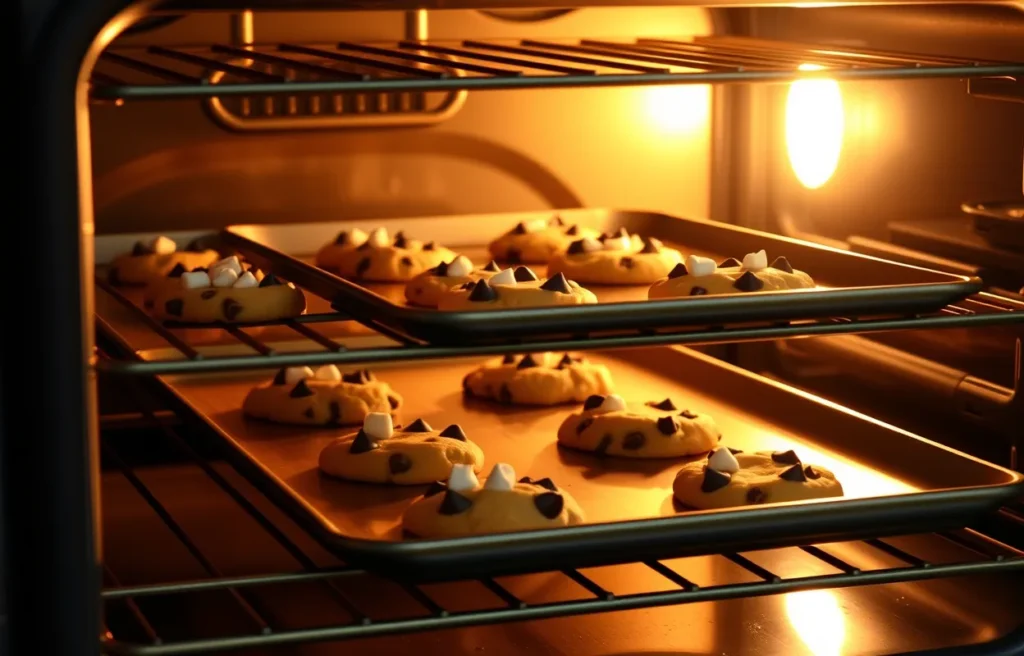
[316,227,455,282]
[556,394,720,459]
[404,256,502,308]
[488,215,601,264]
[108,235,219,285]
[402,462,584,537]
[648,250,815,299]
[546,230,683,285]
[462,352,614,406]
[145,255,306,323]
[319,415,485,485]
[242,365,402,426]
[672,448,843,509]
[436,268,597,311]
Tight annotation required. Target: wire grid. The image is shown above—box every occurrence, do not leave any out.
[89,35,1024,101]
[97,381,1024,655]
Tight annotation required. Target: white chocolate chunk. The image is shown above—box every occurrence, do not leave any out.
[232,271,258,288]
[707,447,740,474]
[211,255,243,276]
[211,267,239,288]
[742,249,768,272]
[686,254,718,277]
[446,255,473,278]
[598,394,627,413]
[284,366,314,384]
[489,267,517,286]
[314,364,341,381]
[150,235,177,254]
[367,227,390,248]
[523,218,548,233]
[180,270,211,289]
[363,412,393,440]
[483,463,516,491]
[347,228,368,247]
[602,235,632,251]
[447,463,480,492]
[579,237,603,253]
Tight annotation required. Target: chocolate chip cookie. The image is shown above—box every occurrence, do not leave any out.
[436,269,597,311]
[557,394,720,458]
[672,449,843,509]
[108,235,219,285]
[462,353,614,406]
[403,256,502,308]
[488,215,601,264]
[316,227,455,282]
[402,463,584,537]
[648,250,815,299]
[546,229,683,285]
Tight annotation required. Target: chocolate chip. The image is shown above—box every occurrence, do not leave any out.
[771,450,801,465]
[222,298,243,321]
[690,287,708,296]
[701,467,732,493]
[517,354,538,369]
[439,424,468,441]
[557,354,573,369]
[393,231,408,248]
[328,401,341,425]
[746,487,767,504]
[518,476,533,484]
[289,379,315,398]
[502,354,517,365]
[405,418,432,433]
[423,241,436,251]
[595,434,613,456]
[514,266,538,282]
[167,263,187,278]
[388,395,400,410]
[667,263,688,279]
[462,375,472,395]
[719,257,742,268]
[424,481,447,497]
[357,241,372,251]
[164,299,184,317]
[389,452,413,475]
[259,273,282,287]
[733,271,764,292]
[640,238,662,254]
[201,290,217,300]
[467,279,497,302]
[505,248,522,263]
[770,256,794,274]
[533,492,564,519]
[191,267,208,273]
[648,398,676,411]
[399,256,413,267]
[431,261,449,277]
[728,447,743,454]
[804,466,821,480]
[482,260,501,273]
[185,238,207,252]
[656,416,678,435]
[439,490,473,515]
[334,231,349,245]
[272,369,288,385]
[679,409,698,419]
[132,241,154,256]
[540,272,572,294]
[348,429,378,454]
[511,222,527,235]
[355,258,372,278]
[566,240,587,255]
[499,384,512,404]
[779,464,807,482]
[622,432,646,450]
[576,417,594,435]
[583,395,605,411]
[619,257,635,269]
[565,225,579,236]
[362,369,376,381]
[551,215,565,226]
[303,407,315,419]
[342,370,370,384]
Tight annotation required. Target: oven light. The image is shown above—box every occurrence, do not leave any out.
[645,85,709,135]
[784,589,847,655]
[786,64,844,189]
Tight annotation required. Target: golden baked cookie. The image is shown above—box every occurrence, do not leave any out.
[404,256,502,308]
[462,352,614,406]
[318,415,485,485]
[488,216,601,264]
[108,235,219,285]
[557,395,720,459]
[436,268,597,311]
[402,463,584,538]
[648,250,815,299]
[145,256,306,323]
[547,230,683,285]
[673,449,843,509]
[316,227,455,282]
[242,365,402,427]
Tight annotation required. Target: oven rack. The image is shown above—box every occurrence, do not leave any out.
[89,35,1024,102]
[95,275,1024,376]
[97,376,1024,656]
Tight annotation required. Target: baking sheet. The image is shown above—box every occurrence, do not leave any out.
[150,338,1023,580]
[223,208,984,344]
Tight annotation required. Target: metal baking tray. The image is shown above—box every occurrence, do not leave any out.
[961,200,1024,250]
[148,338,1023,581]
[222,209,983,345]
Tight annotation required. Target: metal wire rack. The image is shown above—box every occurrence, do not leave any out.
[89,35,1024,101]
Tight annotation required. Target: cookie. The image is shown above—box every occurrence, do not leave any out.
[488,216,601,264]
[318,415,485,485]
[648,250,815,299]
[145,255,306,323]
[402,463,584,537]
[546,229,683,285]
[462,352,614,406]
[108,235,219,285]
[436,268,597,311]
[672,448,843,510]
[556,394,720,459]
[316,227,456,282]
[242,365,402,427]
[404,256,502,308]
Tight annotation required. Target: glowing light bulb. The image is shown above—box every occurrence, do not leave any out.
[786,64,844,189]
